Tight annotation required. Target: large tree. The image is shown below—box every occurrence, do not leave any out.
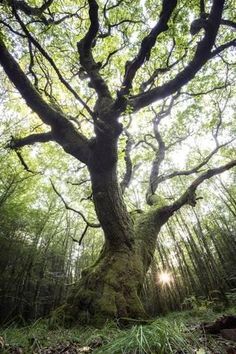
[0,0,235,324]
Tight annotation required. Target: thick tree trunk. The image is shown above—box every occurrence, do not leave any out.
[62,175,169,325]
[63,158,146,324]
[61,127,171,325]
[64,245,146,325]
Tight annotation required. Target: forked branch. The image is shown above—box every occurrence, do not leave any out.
[12,7,93,116]
[155,159,236,227]
[119,0,178,96]
[77,0,112,101]
[130,0,226,111]
[153,138,235,187]
[171,159,236,212]
[0,37,90,164]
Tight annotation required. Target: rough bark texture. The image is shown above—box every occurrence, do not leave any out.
[61,160,171,325]
[62,210,167,325]
[62,135,148,324]
[64,245,146,326]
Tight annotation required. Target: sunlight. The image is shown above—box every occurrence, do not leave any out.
[158,271,172,286]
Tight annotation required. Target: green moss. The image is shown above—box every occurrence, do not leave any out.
[115,293,127,317]
[96,286,117,316]
[59,245,148,325]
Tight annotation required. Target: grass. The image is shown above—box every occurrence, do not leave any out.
[95,319,197,354]
[0,306,236,353]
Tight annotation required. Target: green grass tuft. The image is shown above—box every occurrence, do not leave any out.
[94,319,197,354]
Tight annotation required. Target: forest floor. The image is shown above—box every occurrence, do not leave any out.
[0,306,236,354]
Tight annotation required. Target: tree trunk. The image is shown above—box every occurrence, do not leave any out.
[62,209,168,325]
[60,136,169,325]
[63,171,140,323]
[64,244,147,325]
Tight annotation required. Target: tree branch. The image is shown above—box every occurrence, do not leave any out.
[168,159,236,214]
[77,0,112,102]
[14,150,36,174]
[12,6,93,117]
[145,117,166,204]
[181,83,229,97]
[9,132,53,149]
[120,129,134,193]
[200,0,205,15]
[130,0,226,112]
[139,46,188,93]
[118,0,178,96]
[145,95,179,204]
[0,37,90,164]
[0,18,26,38]
[50,179,100,229]
[220,18,236,29]
[156,160,236,226]
[153,138,235,188]
[0,38,62,127]
[2,0,53,17]
[99,18,144,39]
[210,39,236,58]
[101,46,125,69]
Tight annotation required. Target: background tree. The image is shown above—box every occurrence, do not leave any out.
[0,0,235,324]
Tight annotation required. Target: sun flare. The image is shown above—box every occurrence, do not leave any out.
[158,272,172,286]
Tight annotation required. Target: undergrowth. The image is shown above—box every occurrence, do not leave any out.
[0,306,236,353]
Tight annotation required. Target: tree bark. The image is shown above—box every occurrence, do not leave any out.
[63,175,176,325]
[60,129,172,325]
[63,158,148,325]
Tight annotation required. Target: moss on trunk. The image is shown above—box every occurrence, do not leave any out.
[63,244,147,326]
[59,145,171,326]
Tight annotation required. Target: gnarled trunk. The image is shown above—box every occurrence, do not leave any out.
[65,244,146,325]
[63,148,169,325]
